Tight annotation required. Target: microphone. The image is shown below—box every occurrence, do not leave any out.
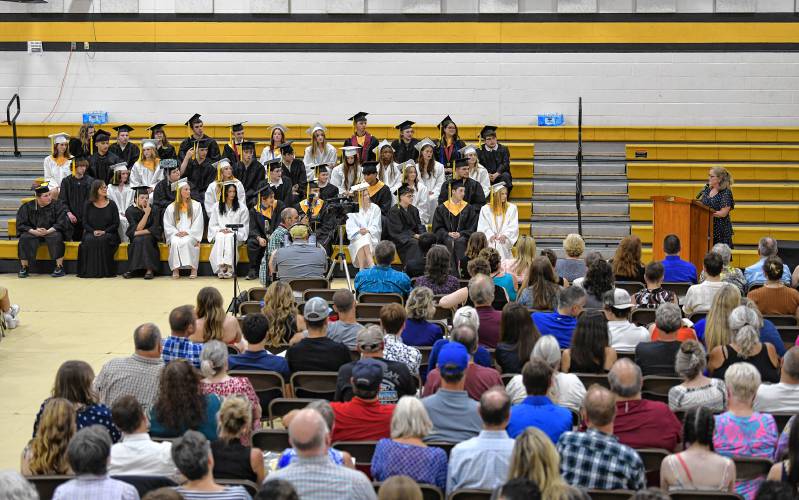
[696,183,709,200]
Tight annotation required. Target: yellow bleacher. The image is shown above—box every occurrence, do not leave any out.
[626,144,799,162]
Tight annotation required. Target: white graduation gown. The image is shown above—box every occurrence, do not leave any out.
[330,163,363,195]
[207,203,249,274]
[379,162,403,195]
[345,204,382,269]
[417,161,445,223]
[412,181,432,224]
[163,200,204,270]
[43,156,71,190]
[130,161,164,191]
[471,164,492,197]
[107,185,135,243]
[477,203,520,260]
[259,147,281,166]
[303,144,338,182]
[203,180,246,215]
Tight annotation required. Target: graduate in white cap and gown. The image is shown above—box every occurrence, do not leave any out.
[346,182,382,269]
[477,182,519,260]
[163,177,204,278]
[303,122,337,182]
[208,180,249,279]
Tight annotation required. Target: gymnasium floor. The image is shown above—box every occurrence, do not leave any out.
[0,274,238,471]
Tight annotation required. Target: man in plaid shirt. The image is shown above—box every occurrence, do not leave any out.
[557,385,646,491]
[260,207,298,285]
[161,305,202,369]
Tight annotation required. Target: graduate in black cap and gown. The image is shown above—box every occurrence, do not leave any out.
[391,120,419,164]
[59,156,94,241]
[387,183,426,265]
[316,164,339,201]
[233,140,265,209]
[180,138,215,224]
[432,178,478,275]
[477,125,513,192]
[153,159,182,214]
[265,159,294,207]
[16,181,69,278]
[178,113,221,162]
[124,185,161,280]
[362,161,393,216]
[89,129,122,184]
[438,157,486,209]
[109,124,140,169]
[222,122,247,165]
[246,182,285,280]
[77,178,121,278]
[343,112,379,163]
[147,123,176,160]
[296,180,338,253]
[277,141,307,204]
[434,115,466,175]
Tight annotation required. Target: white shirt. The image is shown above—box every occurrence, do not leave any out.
[754,382,799,413]
[682,280,738,316]
[108,433,179,478]
[608,320,651,353]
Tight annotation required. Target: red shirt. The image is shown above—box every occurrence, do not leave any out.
[329,397,395,442]
[475,306,502,349]
[613,399,682,452]
[651,327,697,342]
[423,363,503,401]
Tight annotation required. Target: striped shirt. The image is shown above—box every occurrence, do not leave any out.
[52,475,139,500]
[174,486,251,500]
[264,454,377,500]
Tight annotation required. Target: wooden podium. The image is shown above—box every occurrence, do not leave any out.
[651,196,715,271]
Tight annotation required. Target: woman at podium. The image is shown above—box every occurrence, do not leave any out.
[698,166,735,248]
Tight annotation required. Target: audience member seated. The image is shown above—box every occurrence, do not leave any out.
[149,359,221,441]
[191,287,243,350]
[425,307,493,378]
[470,274,502,348]
[257,479,300,500]
[508,427,572,499]
[497,478,542,500]
[379,303,422,374]
[277,400,355,469]
[556,233,588,282]
[447,387,515,494]
[34,360,121,443]
[211,396,266,484]
[745,237,793,288]
[51,426,139,500]
[709,305,780,384]
[502,234,536,286]
[270,223,328,282]
[506,358,572,443]
[286,297,352,374]
[581,258,615,309]
[604,289,650,353]
[371,396,448,490]
[557,385,646,491]
[695,284,741,351]
[402,286,444,346]
[0,471,39,499]
[683,252,740,316]
[755,346,799,413]
[461,232,488,279]
[481,247,518,302]
[264,409,376,500]
[700,243,746,294]
[260,207,298,286]
[377,476,423,500]
[743,298,787,357]
[354,240,412,298]
[608,358,682,451]
[532,286,586,349]
[611,235,646,282]
[413,244,461,295]
[767,417,799,487]
[540,248,569,287]
[561,310,616,374]
[161,304,202,369]
[635,303,684,376]
[713,362,779,499]
[633,261,678,308]
[661,234,698,284]
[335,326,416,404]
[660,406,736,492]
[108,395,178,478]
[172,430,251,500]
[228,313,290,380]
[747,256,799,319]
[754,481,798,500]
[263,281,301,349]
[21,398,74,475]
[422,342,483,443]
[325,290,365,349]
[669,340,727,413]
[200,340,262,429]
[404,232,437,279]
[94,322,164,413]
[495,303,540,374]
[424,324,502,400]
[329,359,395,442]
[439,258,510,311]
[516,256,561,311]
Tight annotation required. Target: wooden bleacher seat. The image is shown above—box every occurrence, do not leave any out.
[216,479,259,497]
[358,292,404,305]
[628,162,799,182]
[267,398,317,426]
[625,143,799,162]
[290,371,338,400]
[447,489,492,500]
[251,428,290,453]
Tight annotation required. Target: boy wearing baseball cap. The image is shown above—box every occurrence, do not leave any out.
[286,297,351,374]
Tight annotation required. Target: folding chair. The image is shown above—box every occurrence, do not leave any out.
[252,428,290,452]
[25,475,73,500]
[586,490,636,500]
[433,305,453,322]
[248,287,267,302]
[356,303,384,320]
[290,371,339,400]
[500,373,518,386]
[732,456,773,481]
[661,282,693,301]
[238,301,262,315]
[113,476,178,498]
[641,375,682,397]
[427,441,455,457]
[689,312,707,324]
[615,281,644,295]
[772,413,794,433]
[288,278,330,293]
[636,448,669,487]
[358,292,404,305]
[765,315,798,327]
[448,489,492,500]
[229,370,286,413]
[631,308,657,327]
[216,479,260,496]
[670,492,743,500]
[575,373,610,389]
[303,288,341,302]
[268,397,318,425]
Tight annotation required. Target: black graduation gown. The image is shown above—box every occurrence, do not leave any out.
[77,200,120,278]
[184,159,215,203]
[68,138,91,158]
[281,159,308,203]
[391,138,420,164]
[109,142,141,169]
[16,199,69,262]
[369,184,393,216]
[295,200,338,251]
[478,144,513,191]
[125,204,161,272]
[438,177,487,208]
[319,183,339,201]
[269,181,294,207]
[89,151,122,184]
[434,139,466,170]
[247,200,285,271]
[222,143,242,166]
[178,135,221,162]
[234,160,266,209]
[59,174,94,241]
[344,134,379,163]
[387,204,425,264]
[152,178,175,214]
[157,144,177,160]
[432,202,478,273]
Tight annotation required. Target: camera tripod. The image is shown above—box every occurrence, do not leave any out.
[326,223,353,291]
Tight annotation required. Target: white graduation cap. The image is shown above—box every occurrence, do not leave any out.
[270,124,287,134]
[171,177,189,191]
[141,139,156,150]
[490,182,507,193]
[458,144,478,157]
[372,139,394,155]
[48,132,70,145]
[351,182,370,193]
[341,146,361,157]
[212,158,232,170]
[414,138,435,152]
[400,159,416,171]
[112,162,129,172]
[306,123,326,136]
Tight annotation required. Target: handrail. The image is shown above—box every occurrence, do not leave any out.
[5,94,21,157]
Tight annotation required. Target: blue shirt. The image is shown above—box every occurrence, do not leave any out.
[493,273,517,302]
[531,312,578,349]
[162,336,203,369]
[662,255,698,284]
[402,319,444,347]
[745,257,792,287]
[507,395,572,443]
[354,265,412,298]
[370,438,448,490]
[229,349,290,379]
[695,318,786,357]
[425,338,492,381]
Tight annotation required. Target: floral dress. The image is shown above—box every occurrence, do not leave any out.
[202,377,261,430]
[701,187,735,248]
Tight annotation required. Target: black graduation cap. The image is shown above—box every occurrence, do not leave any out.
[94,129,111,142]
[395,120,415,131]
[454,157,470,168]
[241,140,256,151]
[316,164,330,173]
[230,122,245,132]
[131,185,150,196]
[348,112,368,122]
[362,161,378,175]
[32,181,50,195]
[397,183,414,197]
[255,181,274,196]
[113,124,134,133]
[195,138,210,149]
[480,125,498,139]
[159,158,179,170]
[450,178,466,190]
[308,180,320,189]
[438,115,456,130]
[185,113,202,126]
[266,158,283,170]
[277,140,294,154]
[147,123,166,132]
[72,154,89,164]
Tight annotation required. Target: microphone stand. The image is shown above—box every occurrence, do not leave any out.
[225,223,243,315]
[576,97,584,237]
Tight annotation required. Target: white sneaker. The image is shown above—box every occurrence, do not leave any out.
[9,304,19,318]
[3,313,17,329]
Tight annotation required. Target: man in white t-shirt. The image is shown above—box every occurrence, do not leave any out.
[755,346,799,413]
[603,288,650,353]
[682,252,740,316]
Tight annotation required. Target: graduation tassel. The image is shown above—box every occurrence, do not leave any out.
[71,158,76,176]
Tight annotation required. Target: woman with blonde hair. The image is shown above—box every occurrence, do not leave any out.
[378,475,423,500]
[262,281,300,348]
[557,233,588,282]
[502,235,537,286]
[709,305,780,383]
[303,123,337,182]
[191,287,243,349]
[69,123,94,158]
[611,235,645,282]
[698,166,735,247]
[402,286,443,346]
[44,132,72,197]
[130,139,163,193]
[459,144,491,197]
[508,427,570,500]
[163,178,203,278]
[22,398,75,475]
[477,182,519,261]
[211,396,265,484]
[346,186,382,269]
[696,284,741,352]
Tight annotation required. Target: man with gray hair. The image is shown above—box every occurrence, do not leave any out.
[265,408,377,500]
[700,243,746,294]
[447,387,515,494]
[634,303,687,377]
[260,206,298,285]
[532,285,586,348]
[755,346,799,413]
[608,358,682,452]
[467,274,502,349]
[171,430,250,499]
[52,426,139,500]
[745,236,793,288]
[93,323,163,413]
[0,470,38,500]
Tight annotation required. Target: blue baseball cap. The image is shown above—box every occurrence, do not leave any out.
[437,342,469,377]
[351,359,384,392]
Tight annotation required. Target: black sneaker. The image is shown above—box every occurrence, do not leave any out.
[246,269,258,280]
[18,267,28,278]
[51,266,65,278]
[123,272,133,279]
